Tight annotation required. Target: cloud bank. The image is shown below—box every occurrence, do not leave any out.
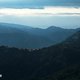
[0,7,80,16]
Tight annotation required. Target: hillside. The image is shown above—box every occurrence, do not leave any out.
[32,31,80,80]
[0,31,80,80]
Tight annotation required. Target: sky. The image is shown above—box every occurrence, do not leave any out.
[0,0,80,28]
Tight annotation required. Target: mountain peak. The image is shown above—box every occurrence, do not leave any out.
[47,26,63,30]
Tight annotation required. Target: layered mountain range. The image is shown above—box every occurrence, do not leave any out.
[0,23,79,49]
[0,28,80,80]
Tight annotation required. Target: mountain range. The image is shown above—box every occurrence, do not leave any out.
[0,29,80,80]
[0,23,79,49]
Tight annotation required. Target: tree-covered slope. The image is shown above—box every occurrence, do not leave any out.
[0,31,80,80]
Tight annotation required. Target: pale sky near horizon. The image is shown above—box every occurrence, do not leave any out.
[0,0,80,28]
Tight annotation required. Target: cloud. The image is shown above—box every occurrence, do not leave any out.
[0,7,80,16]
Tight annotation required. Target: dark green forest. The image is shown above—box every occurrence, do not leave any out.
[0,31,80,80]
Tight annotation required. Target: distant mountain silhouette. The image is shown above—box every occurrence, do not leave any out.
[0,31,80,80]
[46,26,63,30]
[0,23,79,49]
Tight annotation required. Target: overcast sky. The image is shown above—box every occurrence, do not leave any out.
[0,0,80,28]
[0,0,80,8]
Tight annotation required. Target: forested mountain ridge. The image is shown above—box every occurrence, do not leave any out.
[0,31,80,80]
[33,31,80,80]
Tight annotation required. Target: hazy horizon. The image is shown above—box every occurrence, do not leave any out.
[0,0,80,29]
